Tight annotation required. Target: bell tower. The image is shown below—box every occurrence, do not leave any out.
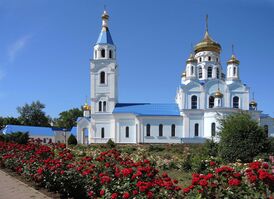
[90,10,118,114]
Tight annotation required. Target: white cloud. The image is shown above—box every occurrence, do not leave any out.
[8,34,31,62]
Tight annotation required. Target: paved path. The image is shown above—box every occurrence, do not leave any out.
[0,170,50,199]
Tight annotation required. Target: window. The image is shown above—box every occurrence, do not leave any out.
[125,126,129,138]
[101,49,105,58]
[209,96,215,108]
[216,68,220,79]
[233,96,239,108]
[109,50,112,58]
[211,123,216,137]
[207,66,212,78]
[194,123,199,137]
[208,56,211,61]
[49,138,52,143]
[100,71,105,84]
[264,125,269,137]
[199,57,202,62]
[95,50,97,59]
[101,128,105,138]
[99,101,102,112]
[191,95,197,109]
[159,124,163,137]
[191,66,194,75]
[216,58,219,62]
[103,101,107,112]
[198,67,202,78]
[233,67,236,76]
[43,138,46,143]
[146,124,150,136]
[171,124,176,137]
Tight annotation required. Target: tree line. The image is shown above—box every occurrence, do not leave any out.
[0,101,83,130]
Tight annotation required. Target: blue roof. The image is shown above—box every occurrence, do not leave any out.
[2,125,54,136]
[113,103,180,116]
[70,127,77,136]
[96,28,114,45]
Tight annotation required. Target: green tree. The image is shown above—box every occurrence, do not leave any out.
[0,117,21,130]
[55,108,82,130]
[17,101,50,127]
[218,112,267,162]
[67,134,77,145]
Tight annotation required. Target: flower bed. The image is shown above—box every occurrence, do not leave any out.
[0,140,273,198]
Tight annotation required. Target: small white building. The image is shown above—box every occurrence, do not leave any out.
[77,10,274,144]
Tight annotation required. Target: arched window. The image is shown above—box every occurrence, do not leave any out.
[209,96,215,108]
[211,123,216,137]
[208,56,211,61]
[100,71,105,84]
[216,68,220,79]
[101,128,105,138]
[191,95,197,109]
[233,96,239,108]
[191,66,194,75]
[99,101,102,112]
[159,124,163,137]
[43,138,46,143]
[198,67,202,78]
[125,126,129,138]
[194,123,199,137]
[109,50,112,58]
[264,125,269,137]
[101,49,105,58]
[233,67,236,76]
[146,124,150,136]
[95,50,97,59]
[103,101,107,112]
[199,57,202,62]
[207,66,212,78]
[171,124,176,137]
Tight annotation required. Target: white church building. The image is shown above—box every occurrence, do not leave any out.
[77,10,274,144]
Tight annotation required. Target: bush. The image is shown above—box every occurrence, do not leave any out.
[203,138,219,157]
[4,132,29,144]
[106,139,116,148]
[218,112,267,163]
[67,134,77,145]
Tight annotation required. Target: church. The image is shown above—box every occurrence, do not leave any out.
[76,10,274,144]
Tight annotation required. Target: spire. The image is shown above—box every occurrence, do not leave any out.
[96,9,114,45]
[206,14,209,33]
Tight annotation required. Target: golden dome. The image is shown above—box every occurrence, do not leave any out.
[227,54,240,65]
[181,71,186,77]
[102,10,109,20]
[83,103,91,111]
[249,100,257,107]
[214,89,223,98]
[186,54,197,64]
[194,31,221,54]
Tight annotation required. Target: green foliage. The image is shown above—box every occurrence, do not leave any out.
[17,101,50,127]
[67,134,77,145]
[0,116,21,130]
[106,139,116,148]
[55,108,82,130]
[203,138,219,157]
[3,132,29,144]
[148,144,165,152]
[218,112,267,163]
[268,137,274,154]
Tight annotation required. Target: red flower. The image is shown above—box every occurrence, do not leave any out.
[132,190,138,195]
[210,161,216,166]
[111,193,118,199]
[37,167,43,175]
[183,187,190,193]
[147,191,153,198]
[121,168,133,177]
[199,179,208,187]
[262,162,269,169]
[228,178,241,186]
[122,192,130,199]
[100,189,105,196]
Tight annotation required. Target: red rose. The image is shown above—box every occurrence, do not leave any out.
[228,178,241,186]
[122,192,130,199]
[100,189,105,196]
[111,193,118,199]
[183,187,190,193]
[199,179,208,187]
[37,167,43,175]
[210,161,216,166]
[132,190,138,195]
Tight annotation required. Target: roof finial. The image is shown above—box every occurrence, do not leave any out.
[232,44,235,55]
[104,4,107,11]
[206,14,209,32]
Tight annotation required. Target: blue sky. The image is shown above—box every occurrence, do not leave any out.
[0,0,274,118]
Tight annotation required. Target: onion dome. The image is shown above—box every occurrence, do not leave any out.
[181,71,186,77]
[186,54,197,64]
[214,89,223,98]
[249,100,257,107]
[227,54,240,65]
[83,103,91,111]
[194,31,221,54]
[101,10,109,21]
